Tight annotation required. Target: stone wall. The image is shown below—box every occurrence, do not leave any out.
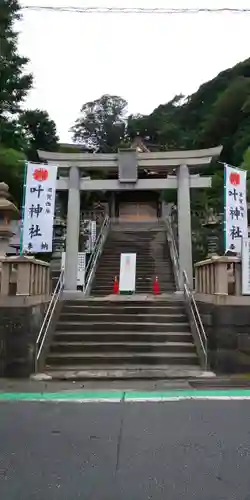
[0,297,50,378]
[197,301,250,374]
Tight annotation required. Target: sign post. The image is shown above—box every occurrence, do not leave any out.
[61,252,86,289]
[224,164,248,255]
[22,163,58,253]
[119,253,136,294]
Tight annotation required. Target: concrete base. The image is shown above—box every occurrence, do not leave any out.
[0,297,50,378]
[35,366,206,381]
[197,300,250,374]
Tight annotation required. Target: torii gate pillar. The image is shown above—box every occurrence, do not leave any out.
[178,164,193,289]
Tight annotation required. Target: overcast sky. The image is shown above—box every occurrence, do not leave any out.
[18,0,250,142]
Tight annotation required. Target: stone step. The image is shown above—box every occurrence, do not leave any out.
[101,251,167,256]
[95,261,172,266]
[91,291,176,297]
[53,331,193,343]
[103,238,169,243]
[92,285,175,291]
[93,276,174,282]
[94,276,174,281]
[59,313,187,323]
[56,321,190,332]
[92,282,175,288]
[91,287,176,294]
[44,365,203,379]
[101,247,168,252]
[94,269,172,274]
[105,237,165,242]
[50,341,195,354]
[95,270,173,276]
[94,270,173,278]
[62,305,185,315]
[100,254,170,257]
[63,299,184,307]
[46,351,199,366]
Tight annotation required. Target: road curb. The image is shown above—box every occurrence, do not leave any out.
[2,388,250,402]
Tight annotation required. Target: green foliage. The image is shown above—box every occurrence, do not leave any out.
[19,109,59,161]
[0,0,33,118]
[0,1,60,206]
[241,147,250,197]
[72,94,127,152]
[128,58,250,167]
[0,146,25,204]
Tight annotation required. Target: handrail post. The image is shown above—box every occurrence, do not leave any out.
[183,269,208,371]
[84,215,110,296]
[35,268,64,372]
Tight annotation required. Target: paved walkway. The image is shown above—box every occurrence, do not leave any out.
[1,376,250,395]
[1,397,250,499]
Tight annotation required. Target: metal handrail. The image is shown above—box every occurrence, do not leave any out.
[84,215,110,295]
[166,213,208,370]
[35,216,110,370]
[35,268,64,371]
[165,215,181,290]
[183,270,208,370]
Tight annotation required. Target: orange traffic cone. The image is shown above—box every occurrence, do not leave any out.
[153,276,160,295]
[113,276,119,294]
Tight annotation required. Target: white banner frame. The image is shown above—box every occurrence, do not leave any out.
[119,253,136,293]
[224,164,248,255]
[22,163,57,253]
[61,252,86,288]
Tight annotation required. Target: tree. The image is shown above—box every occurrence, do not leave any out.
[19,109,59,161]
[0,0,33,205]
[241,147,250,198]
[199,77,250,156]
[0,146,25,204]
[72,94,127,152]
[0,0,32,121]
[127,96,186,149]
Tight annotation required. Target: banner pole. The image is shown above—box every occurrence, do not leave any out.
[223,164,227,254]
[19,160,28,256]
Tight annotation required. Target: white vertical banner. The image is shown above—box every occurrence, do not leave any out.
[119,253,136,293]
[22,163,57,253]
[91,221,97,250]
[224,165,248,254]
[61,252,86,287]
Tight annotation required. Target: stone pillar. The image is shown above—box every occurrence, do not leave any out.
[64,166,80,291]
[177,164,193,289]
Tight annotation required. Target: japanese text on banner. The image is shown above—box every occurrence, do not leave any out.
[22,163,58,253]
[225,164,248,254]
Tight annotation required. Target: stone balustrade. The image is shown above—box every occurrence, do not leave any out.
[194,256,241,295]
[0,256,51,296]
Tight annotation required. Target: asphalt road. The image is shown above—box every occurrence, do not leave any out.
[1,400,250,499]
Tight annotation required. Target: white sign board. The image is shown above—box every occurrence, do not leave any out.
[61,252,86,287]
[91,221,97,250]
[242,238,250,294]
[224,164,248,254]
[119,253,136,293]
[22,163,57,253]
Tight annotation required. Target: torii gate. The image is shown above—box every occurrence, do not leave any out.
[38,145,223,291]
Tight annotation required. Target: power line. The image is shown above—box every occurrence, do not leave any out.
[21,6,250,15]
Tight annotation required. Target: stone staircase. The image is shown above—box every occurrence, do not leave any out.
[91,223,176,296]
[44,298,202,379]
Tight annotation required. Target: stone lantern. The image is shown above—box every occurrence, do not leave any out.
[0,182,19,257]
